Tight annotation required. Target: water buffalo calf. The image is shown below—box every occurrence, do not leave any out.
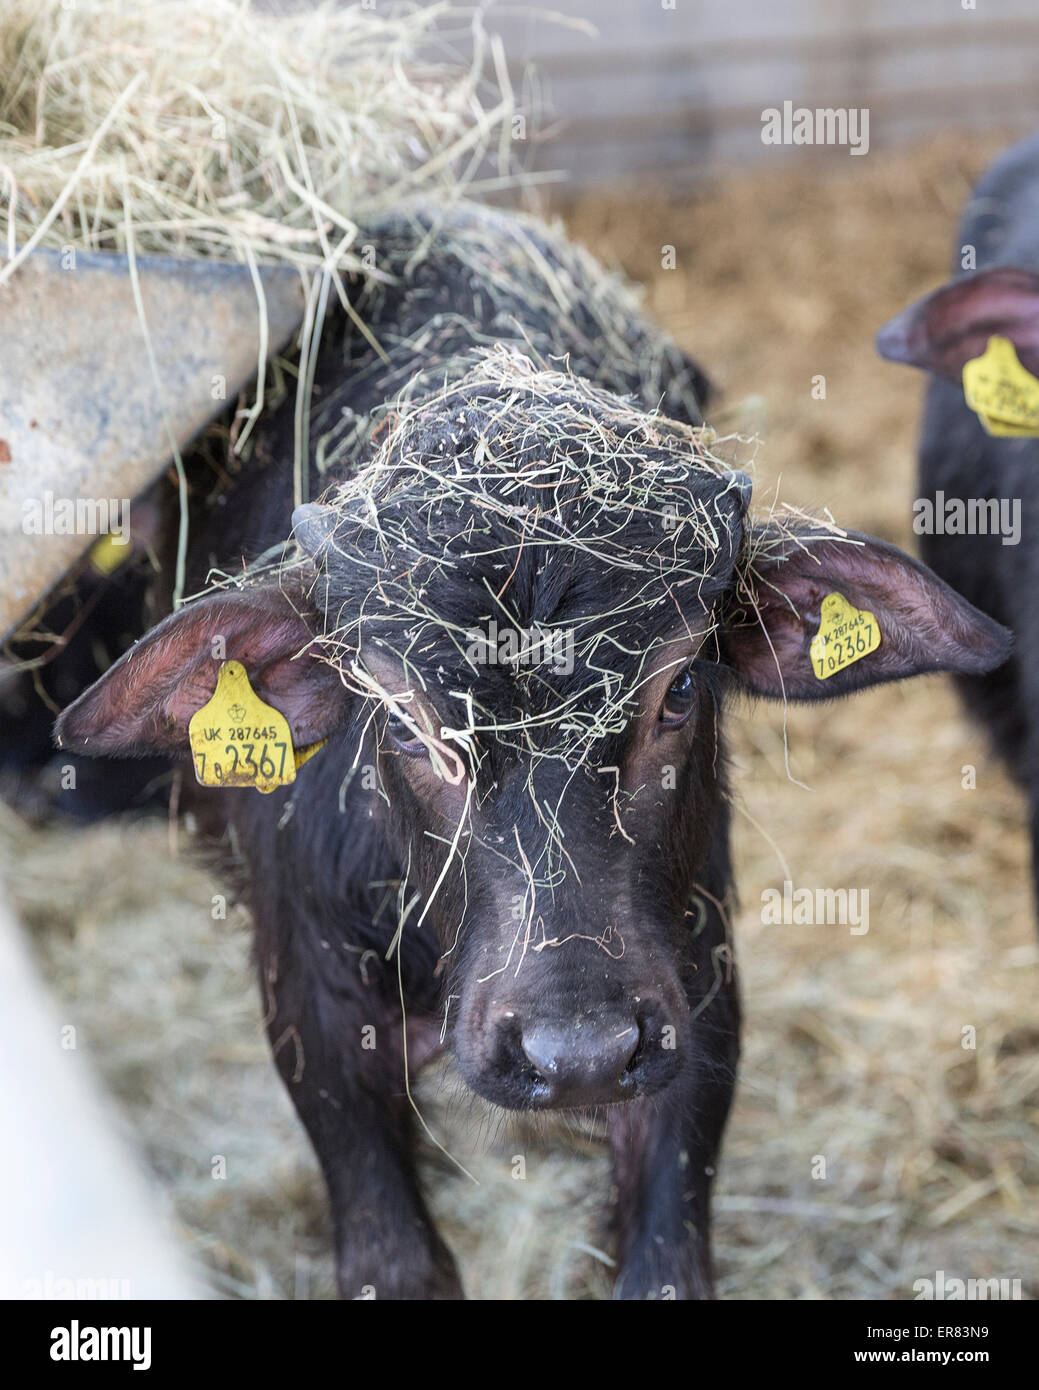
[58,204,1008,1298]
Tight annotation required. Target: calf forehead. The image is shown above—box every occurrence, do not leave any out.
[286,354,748,802]
[306,353,745,693]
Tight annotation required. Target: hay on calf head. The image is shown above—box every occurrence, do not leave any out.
[291,347,752,774]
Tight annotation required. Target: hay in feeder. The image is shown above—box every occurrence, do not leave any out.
[0,0,521,281]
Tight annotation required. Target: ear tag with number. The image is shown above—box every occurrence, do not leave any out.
[188,660,325,794]
[962,334,1039,436]
[809,592,881,682]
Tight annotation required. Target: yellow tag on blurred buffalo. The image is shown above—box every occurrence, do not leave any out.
[962,334,1039,436]
[88,531,133,576]
[809,593,881,681]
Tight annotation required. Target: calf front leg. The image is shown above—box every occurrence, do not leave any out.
[258,928,463,1300]
[608,939,739,1300]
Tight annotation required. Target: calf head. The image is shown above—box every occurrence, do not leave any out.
[57,353,1010,1112]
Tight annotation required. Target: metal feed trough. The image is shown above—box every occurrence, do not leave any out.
[0,249,306,640]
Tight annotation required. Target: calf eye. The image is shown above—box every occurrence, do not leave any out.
[385,709,427,755]
[661,666,697,727]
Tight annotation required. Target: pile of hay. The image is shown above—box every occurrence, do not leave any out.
[301,349,740,753]
[0,0,518,281]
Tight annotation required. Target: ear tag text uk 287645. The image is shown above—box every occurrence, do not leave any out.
[809,592,881,681]
[188,660,324,794]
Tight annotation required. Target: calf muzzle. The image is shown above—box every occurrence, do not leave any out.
[469,996,682,1109]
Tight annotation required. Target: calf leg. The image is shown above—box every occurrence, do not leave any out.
[609,931,739,1300]
[1017,667,1039,928]
[258,926,463,1300]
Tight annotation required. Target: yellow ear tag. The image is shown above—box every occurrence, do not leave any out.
[962,334,1039,436]
[187,660,326,794]
[88,531,132,576]
[809,592,881,682]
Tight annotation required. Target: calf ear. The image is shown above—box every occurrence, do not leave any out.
[875,266,1039,381]
[720,529,1011,701]
[55,585,345,757]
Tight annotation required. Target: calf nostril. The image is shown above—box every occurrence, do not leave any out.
[520,1014,641,1099]
[616,1022,641,1073]
[624,1021,645,1074]
[518,1043,545,1086]
[519,1028,561,1081]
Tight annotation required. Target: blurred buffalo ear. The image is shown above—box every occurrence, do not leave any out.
[55,584,345,758]
[719,528,1011,702]
[875,266,1039,381]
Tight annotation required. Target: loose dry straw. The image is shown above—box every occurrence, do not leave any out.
[0,0,520,273]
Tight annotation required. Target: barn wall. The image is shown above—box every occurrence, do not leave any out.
[493,0,1039,184]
